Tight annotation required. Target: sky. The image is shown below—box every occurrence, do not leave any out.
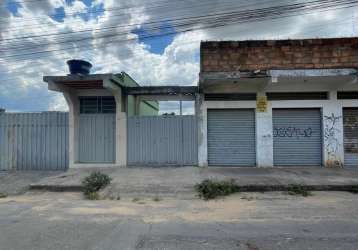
[0,0,358,113]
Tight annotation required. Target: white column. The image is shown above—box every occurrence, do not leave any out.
[62,91,79,168]
[255,95,274,167]
[322,91,344,167]
[103,79,127,167]
[197,94,208,167]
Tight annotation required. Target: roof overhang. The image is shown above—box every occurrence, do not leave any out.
[43,74,115,90]
[200,68,358,92]
[123,86,198,95]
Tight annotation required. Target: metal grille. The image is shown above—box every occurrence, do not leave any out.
[343,108,358,167]
[207,109,256,166]
[0,112,68,170]
[205,93,257,101]
[273,109,322,166]
[127,116,197,166]
[338,92,358,100]
[79,96,116,114]
[78,114,116,163]
[267,92,328,100]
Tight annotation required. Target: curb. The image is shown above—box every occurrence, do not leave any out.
[29,184,358,193]
[29,185,83,192]
[238,184,358,192]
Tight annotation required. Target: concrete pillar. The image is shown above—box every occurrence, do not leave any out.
[255,93,274,167]
[255,107,274,167]
[62,91,79,168]
[197,93,208,167]
[322,91,344,167]
[103,79,127,167]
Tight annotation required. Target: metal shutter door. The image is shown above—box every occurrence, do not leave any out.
[273,109,322,166]
[343,108,358,167]
[207,109,256,166]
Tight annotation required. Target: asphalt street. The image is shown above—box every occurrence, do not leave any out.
[0,191,358,250]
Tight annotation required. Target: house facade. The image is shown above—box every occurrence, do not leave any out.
[44,72,159,169]
[198,37,358,168]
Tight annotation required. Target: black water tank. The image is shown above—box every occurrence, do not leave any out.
[67,60,92,75]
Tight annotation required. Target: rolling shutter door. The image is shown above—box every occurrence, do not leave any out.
[207,109,256,166]
[343,108,358,167]
[273,109,322,166]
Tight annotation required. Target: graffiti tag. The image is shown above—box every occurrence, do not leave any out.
[324,113,342,167]
[273,127,313,138]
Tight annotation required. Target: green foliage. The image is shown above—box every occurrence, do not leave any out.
[195,179,240,200]
[82,171,111,199]
[348,186,358,194]
[0,192,7,199]
[287,185,312,197]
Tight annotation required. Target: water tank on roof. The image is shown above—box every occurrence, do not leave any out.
[67,60,92,75]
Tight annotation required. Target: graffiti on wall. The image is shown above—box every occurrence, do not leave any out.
[273,127,313,139]
[324,113,342,167]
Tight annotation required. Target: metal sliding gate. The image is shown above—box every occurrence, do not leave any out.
[78,114,116,163]
[127,115,198,166]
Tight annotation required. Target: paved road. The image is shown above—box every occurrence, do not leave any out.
[0,191,358,250]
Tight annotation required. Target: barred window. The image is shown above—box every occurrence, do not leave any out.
[79,96,116,114]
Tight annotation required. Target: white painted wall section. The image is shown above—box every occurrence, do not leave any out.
[255,103,273,167]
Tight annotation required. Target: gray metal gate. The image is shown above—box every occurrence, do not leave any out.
[127,115,197,166]
[343,108,358,167]
[0,112,68,170]
[78,114,116,163]
[273,109,322,166]
[207,109,256,166]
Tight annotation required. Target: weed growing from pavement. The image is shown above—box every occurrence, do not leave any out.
[195,179,240,200]
[286,185,312,197]
[153,196,162,202]
[348,186,358,194]
[0,192,7,199]
[86,192,100,200]
[82,171,111,200]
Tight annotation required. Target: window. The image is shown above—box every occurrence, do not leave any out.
[267,92,328,100]
[79,96,116,114]
[204,93,257,101]
[338,92,358,99]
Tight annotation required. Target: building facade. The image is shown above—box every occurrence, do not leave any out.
[198,37,358,168]
[42,37,358,169]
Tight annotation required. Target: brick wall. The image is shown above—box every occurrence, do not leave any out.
[200,37,358,72]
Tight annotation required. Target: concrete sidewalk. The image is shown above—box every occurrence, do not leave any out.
[29,167,358,198]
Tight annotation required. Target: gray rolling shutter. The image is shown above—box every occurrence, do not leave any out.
[207,109,256,166]
[273,109,322,166]
[343,108,358,167]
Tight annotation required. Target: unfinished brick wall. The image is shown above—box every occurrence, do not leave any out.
[200,38,358,72]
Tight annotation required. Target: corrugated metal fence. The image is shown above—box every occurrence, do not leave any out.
[78,114,116,163]
[0,112,68,171]
[127,115,198,166]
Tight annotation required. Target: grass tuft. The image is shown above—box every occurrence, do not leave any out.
[348,186,358,194]
[82,171,111,200]
[195,179,240,200]
[287,185,312,197]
